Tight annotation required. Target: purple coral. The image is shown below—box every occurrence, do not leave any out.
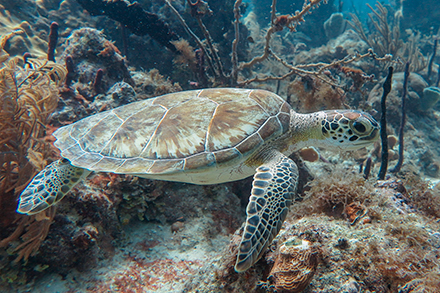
[47,22,59,62]
[93,68,104,94]
[65,56,75,87]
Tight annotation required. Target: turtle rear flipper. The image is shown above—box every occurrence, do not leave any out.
[235,151,299,272]
[17,159,90,215]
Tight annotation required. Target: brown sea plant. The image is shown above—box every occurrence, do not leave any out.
[348,1,426,72]
[348,2,402,59]
[164,0,392,88]
[0,30,67,262]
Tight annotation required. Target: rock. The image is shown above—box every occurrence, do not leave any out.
[107,82,137,104]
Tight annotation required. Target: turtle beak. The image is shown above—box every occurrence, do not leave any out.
[362,127,380,142]
[348,127,379,149]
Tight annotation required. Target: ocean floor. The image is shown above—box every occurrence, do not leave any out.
[11,217,230,292]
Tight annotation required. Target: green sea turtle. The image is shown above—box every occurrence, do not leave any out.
[17,88,379,272]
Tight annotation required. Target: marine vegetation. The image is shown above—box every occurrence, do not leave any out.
[0,30,66,263]
[0,0,440,292]
[348,2,426,72]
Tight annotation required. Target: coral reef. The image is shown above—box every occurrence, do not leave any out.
[61,28,132,92]
[348,2,428,73]
[251,0,336,47]
[367,71,440,177]
[76,0,179,52]
[1,0,440,292]
[0,32,66,222]
[183,167,440,292]
[53,28,181,125]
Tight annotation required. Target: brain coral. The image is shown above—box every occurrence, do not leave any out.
[262,236,319,292]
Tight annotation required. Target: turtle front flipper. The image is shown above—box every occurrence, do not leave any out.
[235,151,299,272]
[17,159,91,215]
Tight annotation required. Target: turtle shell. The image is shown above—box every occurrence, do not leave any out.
[53,88,291,174]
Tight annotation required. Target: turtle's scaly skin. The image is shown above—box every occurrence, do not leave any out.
[236,152,298,272]
[18,159,91,214]
[16,88,379,272]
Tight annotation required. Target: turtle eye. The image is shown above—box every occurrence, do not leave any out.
[353,121,366,133]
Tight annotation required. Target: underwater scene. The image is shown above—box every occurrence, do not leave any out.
[1,0,440,292]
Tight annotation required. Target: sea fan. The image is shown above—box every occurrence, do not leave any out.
[0,31,66,262]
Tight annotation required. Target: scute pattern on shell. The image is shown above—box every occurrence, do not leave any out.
[265,237,318,292]
[53,88,290,174]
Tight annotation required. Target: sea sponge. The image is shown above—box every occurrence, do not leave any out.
[261,237,318,292]
[323,13,346,40]
[420,86,440,111]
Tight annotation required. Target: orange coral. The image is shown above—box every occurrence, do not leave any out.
[344,202,371,225]
[337,66,374,92]
[340,66,364,75]
[272,0,325,32]
[0,33,66,261]
[97,40,121,58]
[274,15,290,31]
[0,206,56,262]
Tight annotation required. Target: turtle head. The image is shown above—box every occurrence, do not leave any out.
[319,110,380,150]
